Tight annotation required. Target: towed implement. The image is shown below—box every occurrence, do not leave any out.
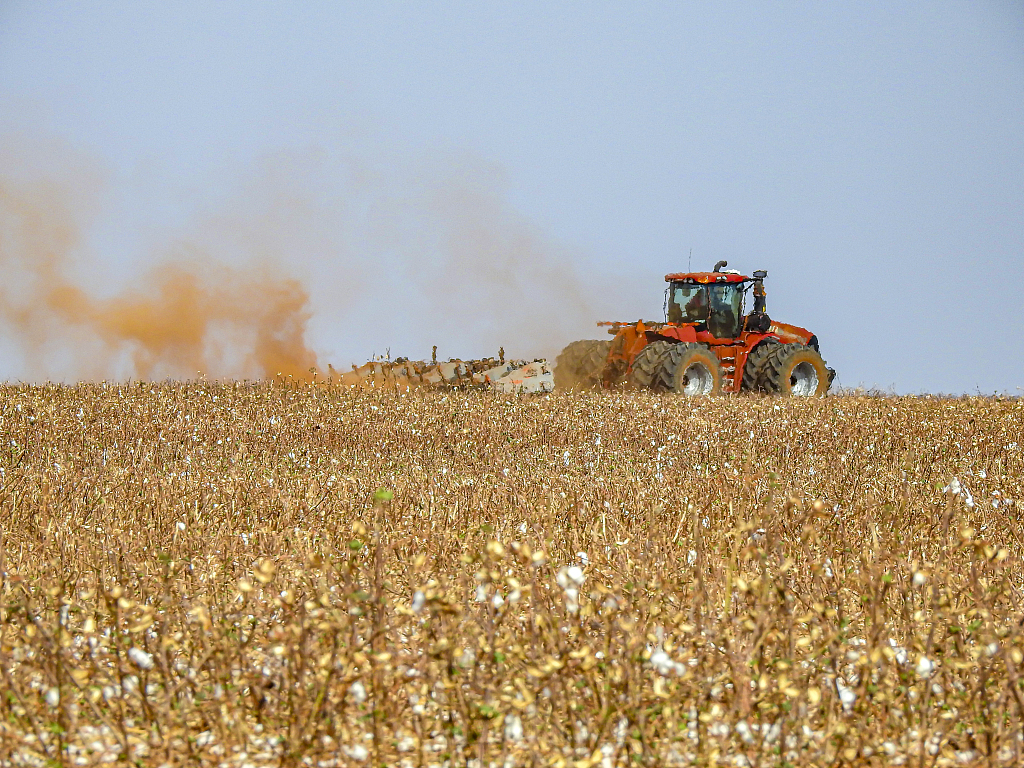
[328,354,554,394]
[556,262,835,396]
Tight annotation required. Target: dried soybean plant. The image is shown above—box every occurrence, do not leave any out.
[0,381,1022,767]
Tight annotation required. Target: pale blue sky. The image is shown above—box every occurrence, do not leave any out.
[1,2,1021,391]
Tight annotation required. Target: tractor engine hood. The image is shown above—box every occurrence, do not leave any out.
[768,321,815,346]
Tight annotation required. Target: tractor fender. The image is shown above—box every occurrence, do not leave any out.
[766,321,814,346]
[651,325,698,344]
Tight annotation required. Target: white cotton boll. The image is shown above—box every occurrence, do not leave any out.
[128,647,154,670]
[563,587,580,614]
[736,721,755,744]
[491,592,504,609]
[44,688,60,708]
[915,656,935,678]
[577,551,589,566]
[556,567,570,589]
[943,478,962,495]
[504,714,523,743]
[687,549,697,566]
[614,717,628,746]
[411,591,425,613]
[343,744,369,761]
[913,572,927,587]
[708,722,730,738]
[836,677,856,712]
[649,647,685,677]
[348,680,367,704]
[889,639,908,665]
[519,521,528,533]
[474,584,487,603]
[563,450,571,466]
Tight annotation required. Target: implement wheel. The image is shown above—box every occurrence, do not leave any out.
[554,340,611,389]
[758,344,832,396]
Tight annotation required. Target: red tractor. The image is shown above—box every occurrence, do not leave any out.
[555,261,835,395]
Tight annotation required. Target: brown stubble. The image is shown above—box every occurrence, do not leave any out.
[0,386,1022,766]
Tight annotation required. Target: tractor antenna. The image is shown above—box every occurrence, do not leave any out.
[688,248,692,271]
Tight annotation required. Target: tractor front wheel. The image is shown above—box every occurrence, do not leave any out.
[554,340,612,389]
[758,344,832,396]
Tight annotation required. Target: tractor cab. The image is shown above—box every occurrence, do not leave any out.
[664,262,767,339]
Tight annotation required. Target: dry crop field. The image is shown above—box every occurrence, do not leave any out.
[0,383,1021,768]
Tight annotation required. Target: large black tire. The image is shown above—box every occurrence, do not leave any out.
[627,341,674,389]
[631,342,723,394]
[741,338,781,392]
[662,343,725,395]
[554,340,611,389]
[758,344,832,396]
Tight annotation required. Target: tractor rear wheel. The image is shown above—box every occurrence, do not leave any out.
[554,340,611,389]
[630,342,720,393]
[741,338,780,392]
[663,343,724,395]
[632,342,724,394]
[627,340,674,390]
[758,344,832,396]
